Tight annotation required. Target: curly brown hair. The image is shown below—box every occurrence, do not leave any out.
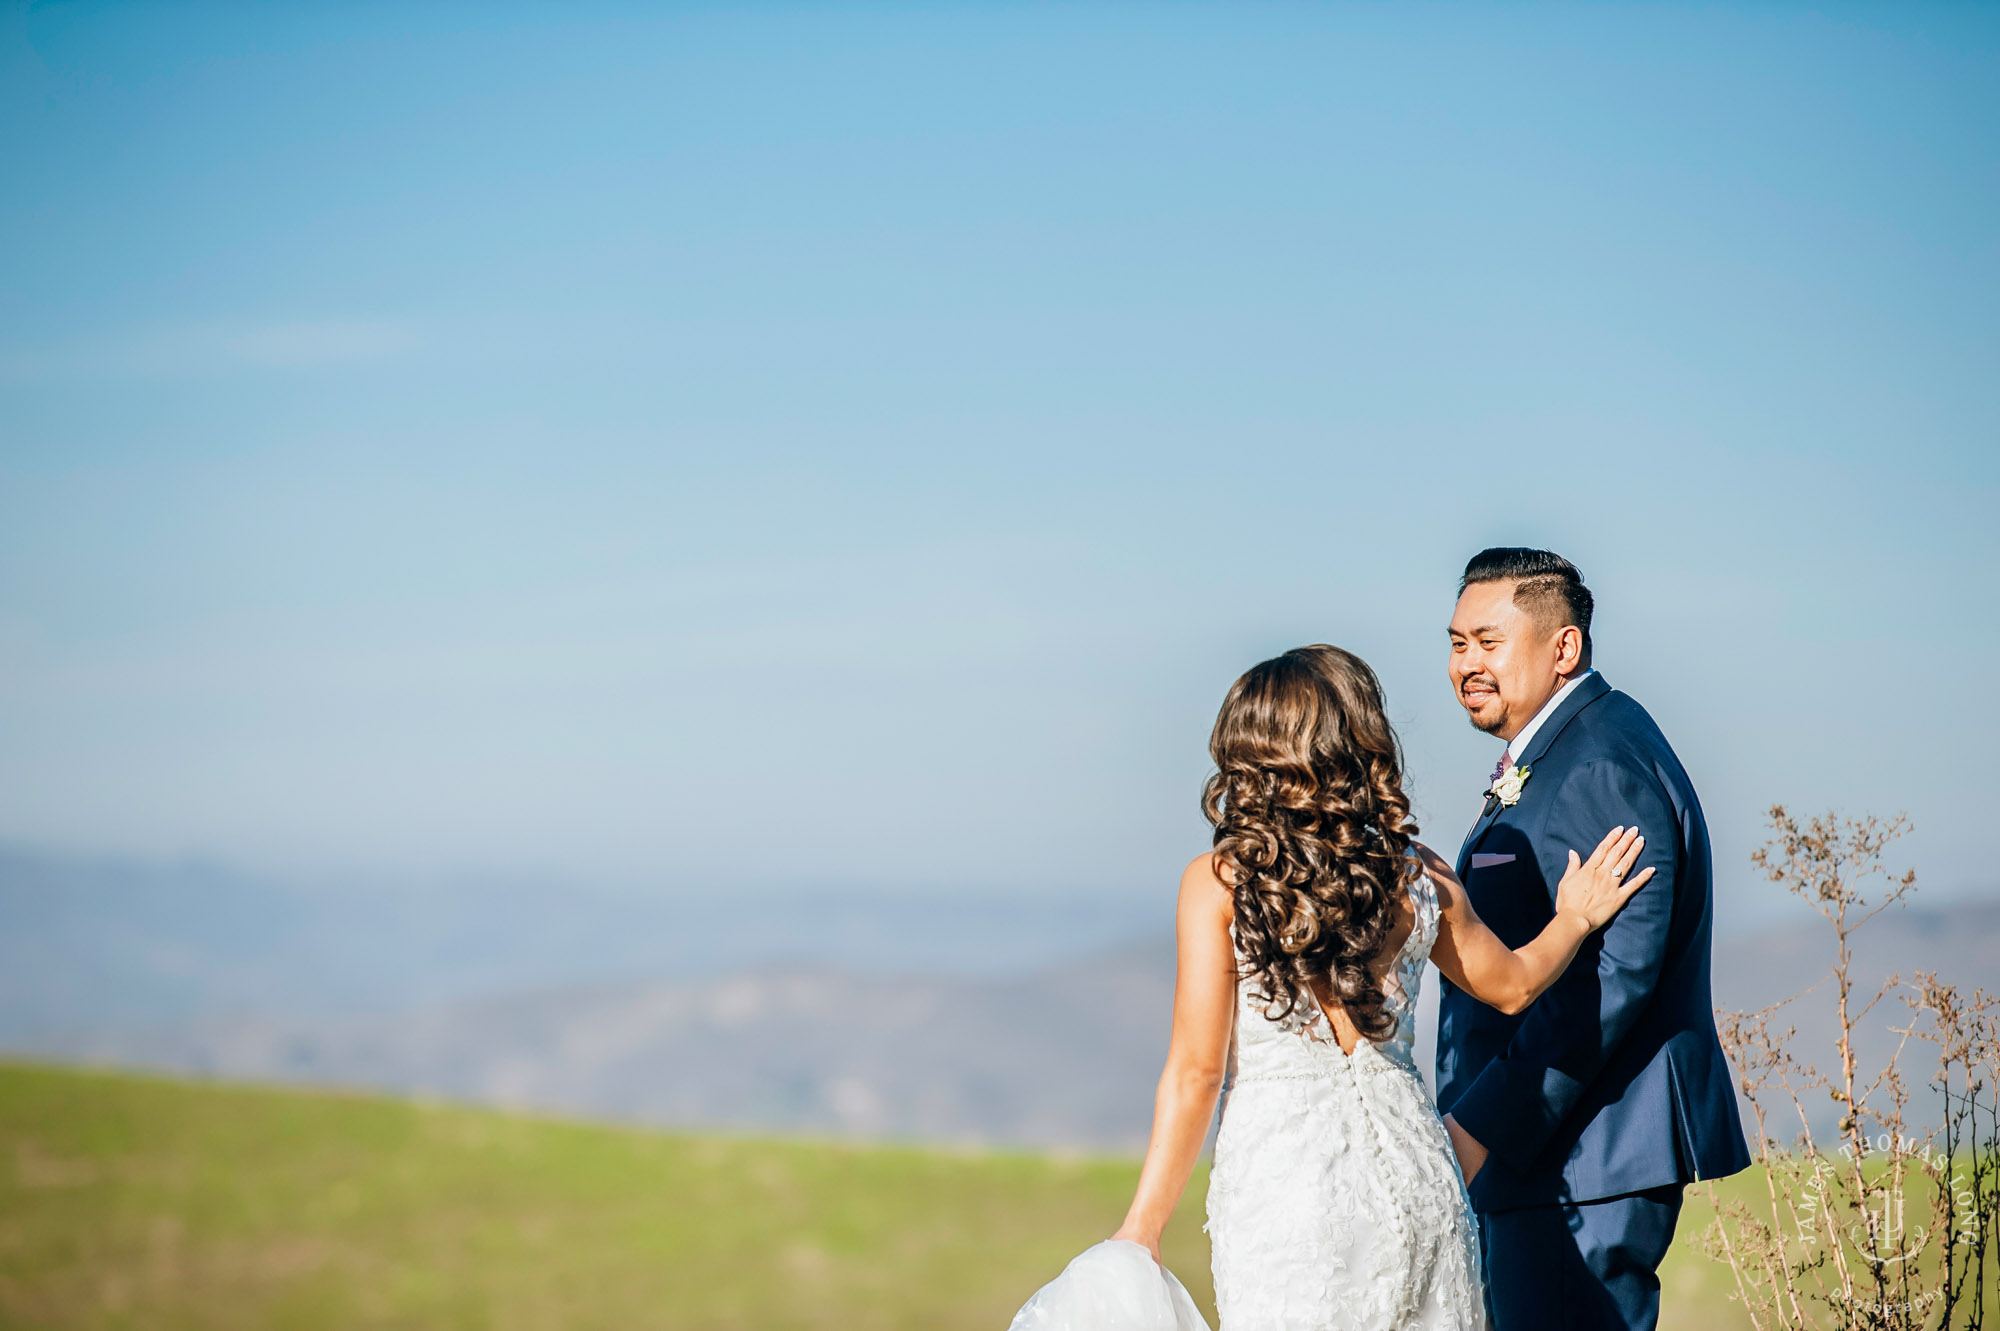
[1202,644,1420,1041]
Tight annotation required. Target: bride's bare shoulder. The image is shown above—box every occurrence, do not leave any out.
[1411,841,1454,875]
[1180,852,1235,920]
[1411,842,1465,906]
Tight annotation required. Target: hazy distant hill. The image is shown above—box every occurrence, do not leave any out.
[0,846,1163,1031]
[37,941,1177,1149]
[18,886,1998,1148]
[6,844,1994,1147]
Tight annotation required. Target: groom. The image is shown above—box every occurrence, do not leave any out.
[1435,548,1750,1331]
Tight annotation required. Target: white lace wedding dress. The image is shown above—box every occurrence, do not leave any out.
[1007,869,1486,1331]
[1205,868,1487,1330]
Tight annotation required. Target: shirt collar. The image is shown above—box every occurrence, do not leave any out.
[1504,669,1597,766]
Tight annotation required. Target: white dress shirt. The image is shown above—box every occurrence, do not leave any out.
[1503,669,1597,768]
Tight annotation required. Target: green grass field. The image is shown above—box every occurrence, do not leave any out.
[0,1061,1759,1329]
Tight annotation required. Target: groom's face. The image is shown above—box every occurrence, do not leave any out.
[1447,579,1566,742]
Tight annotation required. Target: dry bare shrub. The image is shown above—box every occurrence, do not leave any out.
[1702,807,1997,1329]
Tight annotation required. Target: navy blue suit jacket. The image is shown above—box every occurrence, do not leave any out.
[1436,672,1751,1211]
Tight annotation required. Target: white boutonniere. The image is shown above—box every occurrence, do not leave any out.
[1490,764,1531,807]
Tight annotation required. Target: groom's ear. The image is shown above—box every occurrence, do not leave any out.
[1553,623,1586,675]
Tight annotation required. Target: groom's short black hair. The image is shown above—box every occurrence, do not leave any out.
[1460,548,1594,667]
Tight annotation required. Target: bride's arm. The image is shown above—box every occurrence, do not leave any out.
[1111,852,1237,1264]
[1422,827,1654,1017]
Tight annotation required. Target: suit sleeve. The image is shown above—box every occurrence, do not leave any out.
[1445,758,1678,1169]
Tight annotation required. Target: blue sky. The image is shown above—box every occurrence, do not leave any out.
[1,2,1995,929]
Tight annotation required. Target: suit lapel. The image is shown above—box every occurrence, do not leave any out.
[1454,672,1614,875]
[1456,795,1504,877]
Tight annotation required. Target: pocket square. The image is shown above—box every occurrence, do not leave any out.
[1470,853,1517,869]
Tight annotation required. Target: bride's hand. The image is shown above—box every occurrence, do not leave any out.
[1110,1222,1163,1266]
[1553,826,1655,931]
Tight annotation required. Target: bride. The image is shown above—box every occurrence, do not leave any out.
[1012,645,1652,1331]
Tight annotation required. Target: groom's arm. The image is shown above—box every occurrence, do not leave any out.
[1444,758,1679,1173]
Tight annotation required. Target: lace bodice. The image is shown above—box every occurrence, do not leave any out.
[1223,866,1439,1086]
[1206,866,1486,1330]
